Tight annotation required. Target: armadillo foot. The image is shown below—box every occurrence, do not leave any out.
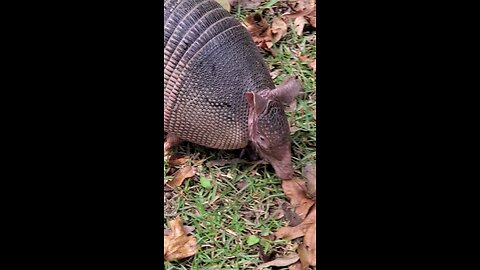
[164,133,183,156]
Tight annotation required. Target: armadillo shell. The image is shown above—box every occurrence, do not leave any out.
[164,0,274,150]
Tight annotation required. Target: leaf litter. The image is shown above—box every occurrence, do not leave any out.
[164,216,199,261]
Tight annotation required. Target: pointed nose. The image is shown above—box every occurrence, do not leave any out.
[269,155,294,180]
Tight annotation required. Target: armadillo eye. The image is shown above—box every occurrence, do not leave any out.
[260,136,265,141]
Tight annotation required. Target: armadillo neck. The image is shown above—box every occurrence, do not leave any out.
[164,0,274,150]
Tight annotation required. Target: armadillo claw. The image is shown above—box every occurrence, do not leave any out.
[163,142,171,156]
[164,133,182,156]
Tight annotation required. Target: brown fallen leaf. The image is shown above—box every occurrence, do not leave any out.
[271,208,285,220]
[288,261,303,270]
[256,255,300,270]
[294,16,307,36]
[290,126,301,134]
[282,178,315,219]
[275,204,316,240]
[206,158,248,167]
[308,60,316,73]
[236,179,248,190]
[304,222,316,266]
[271,17,288,44]
[282,203,303,226]
[284,0,316,19]
[299,55,316,74]
[244,13,273,49]
[307,15,316,28]
[229,0,263,10]
[270,69,281,79]
[282,178,306,206]
[168,154,190,166]
[303,163,316,199]
[164,225,195,236]
[215,0,231,12]
[164,216,198,261]
[165,166,196,189]
[297,242,310,270]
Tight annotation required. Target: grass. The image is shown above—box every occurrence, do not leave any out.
[164,1,316,269]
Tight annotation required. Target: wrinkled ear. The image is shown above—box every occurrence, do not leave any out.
[271,76,302,105]
[245,92,268,114]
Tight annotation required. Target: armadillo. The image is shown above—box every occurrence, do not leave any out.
[164,0,302,179]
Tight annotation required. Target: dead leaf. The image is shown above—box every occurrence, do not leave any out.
[164,225,195,236]
[206,158,247,167]
[297,242,310,270]
[270,69,281,79]
[165,166,196,189]
[244,13,273,49]
[229,0,262,10]
[284,0,316,19]
[282,178,315,219]
[255,255,300,270]
[299,55,316,74]
[275,204,316,240]
[271,17,288,43]
[282,203,303,226]
[271,208,285,220]
[294,16,307,36]
[308,60,316,73]
[304,223,316,266]
[168,154,190,166]
[282,178,306,206]
[236,179,248,190]
[164,216,198,261]
[307,15,316,28]
[288,261,303,270]
[303,163,316,199]
[215,0,231,12]
[290,126,300,134]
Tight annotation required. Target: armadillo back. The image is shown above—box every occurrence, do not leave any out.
[163,0,274,149]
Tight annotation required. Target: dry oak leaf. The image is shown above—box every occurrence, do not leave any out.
[165,166,196,189]
[255,254,300,270]
[271,17,288,43]
[294,16,308,36]
[304,222,316,266]
[275,204,316,240]
[168,154,190,166]
[308,60,316,73]
[282,178,315,219]
[299,55,316,74]
[164,216,198,261]
[303,163,316,199]
[244,13,273,49]
[229,0,263,10]
[297,242,310,270]
[284,0,316,19]
[164,225,195,236]
[215,0,231,12]
[288,261,304,270]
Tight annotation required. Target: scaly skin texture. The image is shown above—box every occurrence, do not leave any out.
[163,0,302,179]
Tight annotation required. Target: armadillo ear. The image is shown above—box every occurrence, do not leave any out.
[245,92,268,114]
[271,76,302,105]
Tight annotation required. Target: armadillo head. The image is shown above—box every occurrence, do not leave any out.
[245,76,302,180]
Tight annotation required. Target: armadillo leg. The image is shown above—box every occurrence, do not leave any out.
[164,133,183,155]
[240,143,261,161]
